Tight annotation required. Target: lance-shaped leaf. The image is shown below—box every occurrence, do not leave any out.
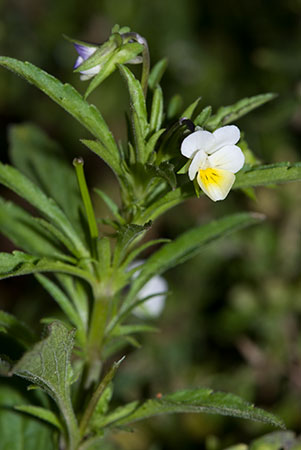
[119,64,149,162]
[249,431,298,450]
[9,123,85,241]
[119,213,263,316]
[181,97,202,120]
[0,385,56,450]
[206,93,277,130]
[15,405,63,431]
[148,58,168,90]
[0,162,88,258]
[81,139,122,178]
[0,57,118,154]
[0,251,95,285]
[0,311,36,348]
[12,322,79,448]
[149,85,164,133]
[0,198,69,261]
[234,162,301,189]
[93,388,285,430]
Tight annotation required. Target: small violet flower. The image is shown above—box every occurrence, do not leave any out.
[181,125,245,201]
[73,43,100,81]
[129,260,168,319]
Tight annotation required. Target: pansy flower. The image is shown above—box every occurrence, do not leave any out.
[73,43,100,81]
[180,125,245,201]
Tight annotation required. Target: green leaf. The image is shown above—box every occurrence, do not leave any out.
[120,213,263,315]
[194,105,212,127]
[0,251,95,285]
[234,162,301,189]
[35,274,86,346]
[93,388,285,430]
[206,93,277,130]
[250,431,297,450]
[57,275,89,333]
[9,123,85,240]
[148,58,168,90]
[80,357,125,436]
[0,310,36,348]
[146,161,176,190]
[0,384,56,450]
[13,321,79,447]
[181,97,202,120]
[119,65,149,152]
[167,94,183,120]
[149,85,164,133]
[15,405,63,430]
[0,57,117,153]
[94,188,125,224]
[145,129,166,159]
[0,162,88,258]
[0,197,69,260]
[110,324,159,337]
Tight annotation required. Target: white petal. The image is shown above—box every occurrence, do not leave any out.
[207,125,240,154]
[188,150,207,180]
[181,130,215,158]
[197,168,235,201]
[133,275,168,318]
[79,65,101,80]
[208,145,245,173]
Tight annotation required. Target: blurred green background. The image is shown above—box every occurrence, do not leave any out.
[0,0,300,449]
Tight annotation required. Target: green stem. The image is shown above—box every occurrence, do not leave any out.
[73,158,99,258]
[85,293,110,388]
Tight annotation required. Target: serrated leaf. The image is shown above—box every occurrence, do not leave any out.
[15,405,63,430]
[206,93,277,130]
[149,85,164,133]
[9,123,85,241]
[120,213,263,315]
[94,388,284,430]
[12,321,79,447]
[0,162,88,258]
[0,197,68,260]
[148,58,168,90]
[0,251,95,285]
[0,384,56,450]
[145,161,176,190]
[0,311,36,348]
[0,57,117,153]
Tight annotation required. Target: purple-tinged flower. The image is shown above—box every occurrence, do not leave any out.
[73,43,101,81]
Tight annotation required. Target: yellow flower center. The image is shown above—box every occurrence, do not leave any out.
[198,168,221,188]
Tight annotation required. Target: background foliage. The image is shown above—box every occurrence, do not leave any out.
[0,0,300,449]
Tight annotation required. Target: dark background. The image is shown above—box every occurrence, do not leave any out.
[0,1,300,448]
